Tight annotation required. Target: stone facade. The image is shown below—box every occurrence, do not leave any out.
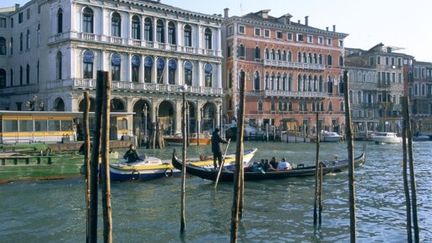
[0,0,224,135]
[222,9,348,135]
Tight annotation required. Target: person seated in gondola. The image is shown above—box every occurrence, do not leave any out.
[261,159,277,172]
[124,144,140,163]
[277,158,292,171]
[269,157,279,170]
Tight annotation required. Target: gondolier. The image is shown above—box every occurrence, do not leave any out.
[211,128,228,169]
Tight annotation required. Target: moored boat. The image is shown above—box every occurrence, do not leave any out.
[172,152,366,182]
[370,132,402,144]
[320,130,343,142]
[164,135,211,146]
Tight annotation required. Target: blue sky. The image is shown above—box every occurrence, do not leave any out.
[2,0,431,62]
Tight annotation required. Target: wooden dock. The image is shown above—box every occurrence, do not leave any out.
[0,153,54,166]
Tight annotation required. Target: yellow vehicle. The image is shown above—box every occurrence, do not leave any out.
[0,111,133,144]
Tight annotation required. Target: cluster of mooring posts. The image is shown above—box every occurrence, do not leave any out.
[79,70,420,243]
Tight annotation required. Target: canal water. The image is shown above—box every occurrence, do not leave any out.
[0,141,431,242]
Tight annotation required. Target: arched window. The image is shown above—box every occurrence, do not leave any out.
[19,66,23,85]
[297,52,301,62]
[265,73,269,90]
[308,75,312,91]
[20,33,23,51]
[238,44,245,58]
[277,50,281,60]
[314,53,318,64]
[168,22,176,44]
[303,74,307,91]
[258,100,263,112]
[339,56,344,67]
[144,18,153,41]
[156,19,165,43]
[328,101,333,112]
[282,51,287,61]
[26,29,30,49]
[26,64,30,84]
[282,75,287,91]
[319,76,323,92]
[168,59,177,84]
[144,57,153,83]
[204,28,212,49]
[327,77,333,94]
[313,76,318,91]
[288,74,292,91]
[297,74,302,91]
[0,37,6,55]
[131,15,141,40]
[111,12,121,37]
[339,80,345,94]
[340,102,344,112]
[156,58,165,84]
[56,51,62,80]
[327,55,333,66]
[184,25,192,47]
[303,53,307,63]
[319,54,323,65]
[131,55,141,83]
[308,53,312,63]
[287,101,292,111]
[265,49,269,60]
[277,73,281,90]
[271,73,275,90]
[255,47,260,59]
[271,49,275,60]
[288,51,292,62]
[204,63,213,87]
[111,53,121,81]
[0,69,6,88]
[83,7,94,33]
[184,61,193,86]
[57,9,63,33]
[83,50,94,79]
[254,71,260,91]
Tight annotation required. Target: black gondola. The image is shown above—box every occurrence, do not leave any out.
[171,152,366,182]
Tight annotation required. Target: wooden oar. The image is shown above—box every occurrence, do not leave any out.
[214,138,231,189]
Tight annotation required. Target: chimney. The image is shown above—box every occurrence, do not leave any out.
[333,25,336,32]
[298,20,301,24]
[305,16,309,26]
[224,8,229,18]
[326,26,329,31]
[283,13,292,25]
[259,9,271,19]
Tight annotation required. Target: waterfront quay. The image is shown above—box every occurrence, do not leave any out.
[1,141,431,241]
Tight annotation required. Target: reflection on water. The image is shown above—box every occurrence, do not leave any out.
[0,141,431,242]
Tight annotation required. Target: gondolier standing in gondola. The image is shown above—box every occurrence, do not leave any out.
[211,128,228,169]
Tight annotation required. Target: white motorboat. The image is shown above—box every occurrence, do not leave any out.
[320,131,343,142]
[370,132,402,144]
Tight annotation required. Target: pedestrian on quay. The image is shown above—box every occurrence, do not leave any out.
[211,128,227,169]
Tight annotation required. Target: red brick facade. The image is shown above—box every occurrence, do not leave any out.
[223,11,348,135]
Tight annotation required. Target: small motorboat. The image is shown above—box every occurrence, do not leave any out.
[172,152,366,182]
[109,148,258,182]
[413,135,430,141]
[320,130,343,142]
[370,132,402,144]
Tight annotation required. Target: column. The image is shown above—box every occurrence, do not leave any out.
[216,28,222,56]
[165,20,169,50]
[177,22,182,49]
[153,17,158,44]
[175,99,182,134]
[216,63,222,89]
[197,25,202,52]
[177,59,183,85]
[164,58,169,85]
[127,53,132,82]
[197,61,203,87]
[152,57,157,84]
[140,55,145,83]
[151,99,158,123]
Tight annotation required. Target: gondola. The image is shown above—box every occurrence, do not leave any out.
[171,152,366,182]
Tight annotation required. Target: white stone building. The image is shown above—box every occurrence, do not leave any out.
[0,0,224,135]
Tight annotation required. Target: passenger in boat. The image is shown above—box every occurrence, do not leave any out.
[269,157,279,170]
[277,158,292,171]
[261,159,277,172]
[124,144,140,163]
[211,128,228,169]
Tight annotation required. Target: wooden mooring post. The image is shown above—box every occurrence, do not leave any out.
[313,112,321,227]
[230,70,246,242]
[401,96,413,242]
[99,71,113,243]
[343,70,357,242]
[180,85,188,233]
[83,91,91,243]
[401,96,420,242]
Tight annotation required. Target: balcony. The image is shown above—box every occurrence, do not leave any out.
[361,103,378,109]
[263,60,325,71]
[58,79,224,97]
[263,90,328,99]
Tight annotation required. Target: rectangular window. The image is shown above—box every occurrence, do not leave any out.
[377,56,381,64]
[307,35,313,43]
[238,25,245,34]
[392,73,395,82]
[26,9,30,20]
[0,18,6,28]
[19,120,33,132]
[296,34,304,42]
[35,120,47,131]
[48,120,61,131]
[318,36,323,44]
[10,18,14,28]
[254,28,261,36]
[4,120,18,132]
[18,13,23,23]
[398,58,401,66]
[61,120,72,131]
[228,25,233,36]
[287,32,293,41]
[339,40,344,47]
[264,29,270,38]
[276,31,283,39]
[326,38,332,46]
[84,63,93,79]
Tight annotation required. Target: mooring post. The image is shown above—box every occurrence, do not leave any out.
[99,71,113,243]
[180,85,188,233]
[83,91,91,243]
[318,162,324,226]
[230,70,246,242]
[343,70,357,242]
[402,96,419,242]
[89,71,104,243]
[313,112,320,227]
[401,96,413,242]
